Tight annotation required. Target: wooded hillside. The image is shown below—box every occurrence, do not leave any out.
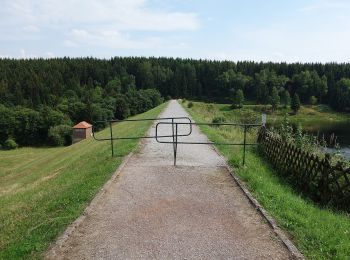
[1,57,350,146]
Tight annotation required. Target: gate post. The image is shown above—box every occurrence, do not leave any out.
[109,121,114,157]
[243,125,247,165]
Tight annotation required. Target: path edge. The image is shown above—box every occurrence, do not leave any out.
[210,145,305,260]
[45,102,171,259]
[44,149,136,259]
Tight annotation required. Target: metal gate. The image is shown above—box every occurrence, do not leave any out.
[92,117,262,166]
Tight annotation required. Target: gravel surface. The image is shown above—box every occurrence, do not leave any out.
[46,100,292,259]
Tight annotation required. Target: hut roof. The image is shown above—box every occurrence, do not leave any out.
[73,121,92,129]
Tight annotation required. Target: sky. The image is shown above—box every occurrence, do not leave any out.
[1,0,350,62]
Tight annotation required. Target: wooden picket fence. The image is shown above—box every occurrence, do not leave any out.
[258,128,350,212]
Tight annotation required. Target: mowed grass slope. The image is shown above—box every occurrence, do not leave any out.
[0,102,167,259]
[182,101,350,260]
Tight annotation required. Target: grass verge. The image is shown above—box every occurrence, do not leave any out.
[0,102,167,259]
[182,100,350,260]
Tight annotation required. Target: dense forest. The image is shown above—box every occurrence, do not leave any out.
[1,57,350,147]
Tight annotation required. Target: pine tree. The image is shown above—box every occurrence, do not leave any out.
[291,93,301,113]
[270,87,280,111]
[232,89,244,108]
[281,90,291,108]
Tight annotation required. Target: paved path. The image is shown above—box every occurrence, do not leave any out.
[47,100,292,259]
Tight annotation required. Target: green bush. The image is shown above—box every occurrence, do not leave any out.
[48,125,73,146]
[115,94,130,119]
[238,110,259,124]
[212,116,226,124]
[3,138,18,150]
[187,102,194,108]
[309,95,318,105]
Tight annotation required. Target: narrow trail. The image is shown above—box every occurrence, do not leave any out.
[46,100,292,259]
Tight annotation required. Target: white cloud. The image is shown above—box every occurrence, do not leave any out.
[299,0,349,12]
[23,25,40,32]
[0,0,199,56]
[46,52,55,58]
[2,0,199,32]
[20,49,26,58]
[68,28,163,49]
[63,40,78,48]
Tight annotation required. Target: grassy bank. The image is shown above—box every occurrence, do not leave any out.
[0,102,167,259]
[182,100,350,260]
[210,103,350,126]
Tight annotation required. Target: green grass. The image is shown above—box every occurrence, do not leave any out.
[0,103,167,259]
[182,101,350,260]
[208,102,350,127]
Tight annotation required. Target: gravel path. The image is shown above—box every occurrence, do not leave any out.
[46,100,292,259]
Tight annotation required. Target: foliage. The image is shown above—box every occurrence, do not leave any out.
[3,138,18,150]
[232,89,244,108]
[114,94,130,119]
[187,101,193,108]
[280,89,291,108]
[1,57,350,146]
[291,93,301,113]
[270,87,280,111]
[331,78,350,111]
[48,125,73,146]
[211,116,226,125]
[309,95,318,105]
[238,110,259,125]
[275,114,343,161]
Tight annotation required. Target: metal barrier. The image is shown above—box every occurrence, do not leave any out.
[155,122,261,166]
[92,117,192,157]
[92,117,261,166]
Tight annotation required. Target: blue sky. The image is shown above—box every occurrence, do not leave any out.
[1,0,350,62]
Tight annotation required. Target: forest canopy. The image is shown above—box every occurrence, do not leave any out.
[1,57,350,147]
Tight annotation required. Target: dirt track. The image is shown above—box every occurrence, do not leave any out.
[46,100,292,259]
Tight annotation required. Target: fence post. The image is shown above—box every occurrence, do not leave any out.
[243,125,247,165]
[109,121,114,157]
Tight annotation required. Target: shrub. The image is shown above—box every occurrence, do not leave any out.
[182,98,186,103]
[207,104,214,111]
[4,138,18,150]
[212,116,226,124]
[115,95,130,119]
[238,110,259,125]
[291,93,301,113]
[309,95,318,105]
[48,125,73,146]
[187,102,193,108]
[232,89,244,108]
[211,116,226,127]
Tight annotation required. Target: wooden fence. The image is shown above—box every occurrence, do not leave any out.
[258,128,350,212]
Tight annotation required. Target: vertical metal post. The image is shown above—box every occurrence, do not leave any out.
[109,121,114,157]
[243,125,247,165]
[174,123,178,166]
[171,119,175,165]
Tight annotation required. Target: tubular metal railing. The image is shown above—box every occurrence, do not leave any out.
[92,117,192,157]
[92,117,262,166]
[155,122,261,165]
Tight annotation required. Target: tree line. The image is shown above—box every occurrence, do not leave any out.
[0,57,350,147]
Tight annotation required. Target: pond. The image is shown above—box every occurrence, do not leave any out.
[268,120,350,160]
[304,121,350,160]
